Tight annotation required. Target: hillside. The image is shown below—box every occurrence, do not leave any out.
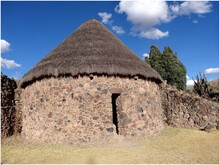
[209,78,219,92]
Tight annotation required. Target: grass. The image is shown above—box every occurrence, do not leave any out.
[1,127,219,164]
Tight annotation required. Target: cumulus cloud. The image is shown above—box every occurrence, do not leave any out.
[1,39,11,53]
[112,26,125,34]
[115,0,212,40]
[204,68,219,75]
[98,12,125,36]
[116,0,171,27]
[1,57,21,69]
[116,0,171,39]
[98,12,112,24]
[139,28,169,40]
[171,1,212,16]
[1,39,21,69]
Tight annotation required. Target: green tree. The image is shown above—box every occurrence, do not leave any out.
[146,45,186,90]
[145,45,165,76]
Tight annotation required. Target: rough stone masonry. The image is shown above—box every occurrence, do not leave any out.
[21,76,164,144]
[1,74,219,143]
[1,73,17,137]
[162,84,219,130]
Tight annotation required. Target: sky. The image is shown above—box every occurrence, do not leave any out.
[1,1,219,86]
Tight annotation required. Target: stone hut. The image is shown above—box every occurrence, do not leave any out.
[20,19,164,144]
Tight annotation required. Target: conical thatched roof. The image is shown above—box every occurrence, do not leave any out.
[21,19,162,87]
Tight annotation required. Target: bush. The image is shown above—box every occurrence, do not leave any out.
[193,73,210,98]
[193,73,219,102]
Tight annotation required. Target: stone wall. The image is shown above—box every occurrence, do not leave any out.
[162,85,219,130]
[14,87,23,134]
[21,76,164,144]
[1,73,17,138]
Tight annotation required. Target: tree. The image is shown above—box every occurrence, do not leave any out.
[145,45,165,77]
[146,45,186,90]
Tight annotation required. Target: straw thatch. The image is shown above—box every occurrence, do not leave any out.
[21,19,162,87]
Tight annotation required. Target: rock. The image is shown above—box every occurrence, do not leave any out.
[106,127,113,132]
[216,122,219,130]
[209,115,217,123]
[137,106,143,113]
[203,116,208,121]
[120,112,131,125]
[194,116,200,124]
[184,114,190,119]
[201,124,215,131]
[136,120,145,128]
[16,89,22,95]
[101,89,108,94]
[81,120,86,125]
[93,116,99,120]
[57,119,63,125]
[200,120,207,128]
[48,112,52,118]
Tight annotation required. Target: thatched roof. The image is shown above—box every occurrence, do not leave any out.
[21,19,162,88]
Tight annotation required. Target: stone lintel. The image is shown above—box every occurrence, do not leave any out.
[109,88,122,94]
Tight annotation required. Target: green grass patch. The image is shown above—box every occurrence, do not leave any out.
[1,127,219,164]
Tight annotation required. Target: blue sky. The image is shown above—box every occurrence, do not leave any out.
[1,1,219,86]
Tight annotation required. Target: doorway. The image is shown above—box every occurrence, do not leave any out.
[112,94,120,134]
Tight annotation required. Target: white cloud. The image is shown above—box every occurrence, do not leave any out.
[204,68,219,75]
[172,1,212,16]
[115,0,171,39]
[186,75,189,80]
[143,53,149,58]
[115,0,212,40]
[170,5,180,14]
[187,79,195,86]
[192,20,198,24]
[186,75,196,86]
[1,39,21,69]
[139,28,169,40]
[116,0,171,27]
[98,12,112,24]
[112,26,125,34]
[1,57,21,69]
[1,39,11,53]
